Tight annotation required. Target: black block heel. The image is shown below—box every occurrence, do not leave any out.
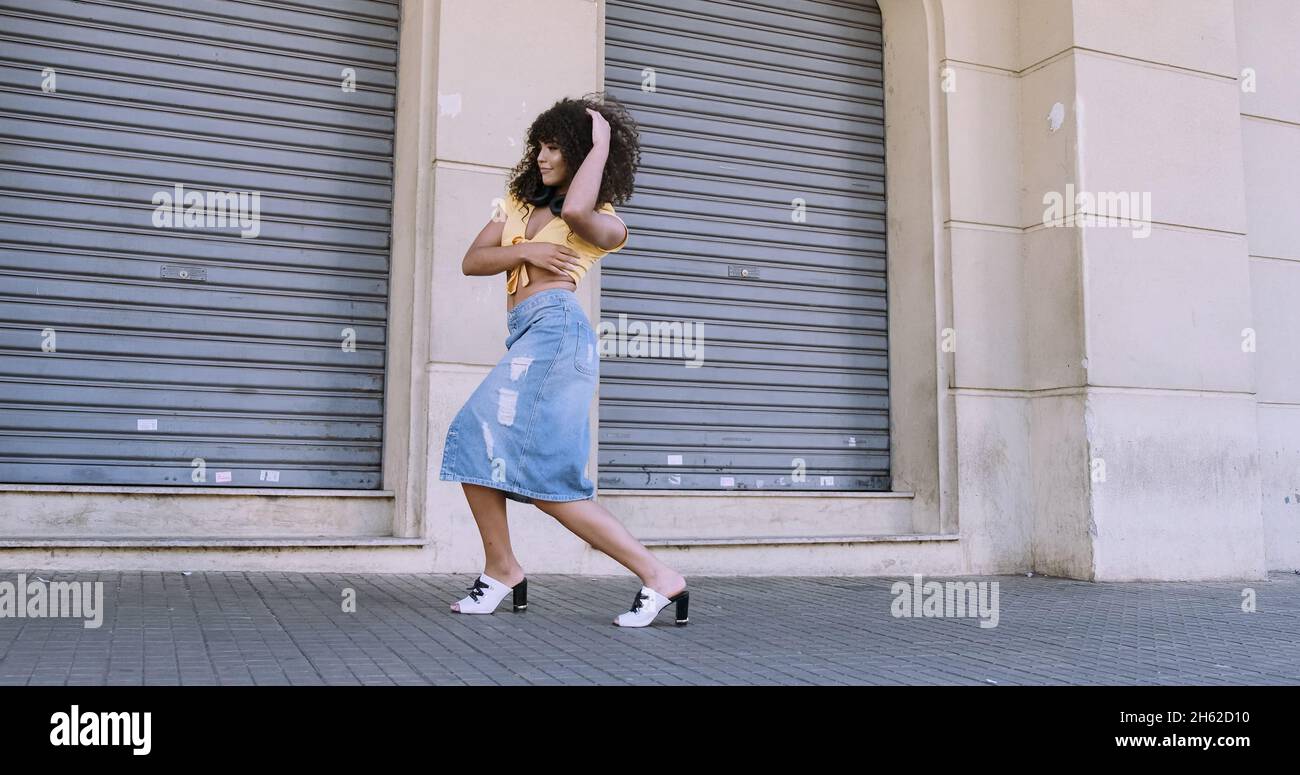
[512,577,528,611]
[672,590,689,625]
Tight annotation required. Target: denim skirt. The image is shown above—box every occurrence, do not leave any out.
[438,289,600,504]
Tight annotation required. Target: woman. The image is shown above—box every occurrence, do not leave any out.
[438,94,690,628]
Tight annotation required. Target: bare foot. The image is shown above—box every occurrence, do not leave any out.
[645,569,687,599]
[450,564,525,612]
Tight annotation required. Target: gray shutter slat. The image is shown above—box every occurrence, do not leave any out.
[600,0,889,493]
[0,85,395,141]
[2,382,383,416]
[0,13,398,84]
[4,0,398,58]
[2,171,392,225]
[0,0,396,488]
[0,227,392,274]
[0,146,394,201]
[0,281,389,330]
[0,41,395,110]
[0,115,393,175]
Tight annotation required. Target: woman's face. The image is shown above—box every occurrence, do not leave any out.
[537,140,569,189]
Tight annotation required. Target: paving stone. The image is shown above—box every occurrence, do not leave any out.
[0,571,1296,685]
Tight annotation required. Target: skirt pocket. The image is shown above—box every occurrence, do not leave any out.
[573,317,598,376]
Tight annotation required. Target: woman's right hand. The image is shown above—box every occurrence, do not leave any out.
[520,242,584,278]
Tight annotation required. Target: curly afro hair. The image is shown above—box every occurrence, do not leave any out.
[506,92,640,210]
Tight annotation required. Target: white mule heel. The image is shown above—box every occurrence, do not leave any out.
[450,574,528,614]
[613,584,690,627]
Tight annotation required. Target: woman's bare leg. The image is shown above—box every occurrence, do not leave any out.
[451,482,526,612]
[530,497,686,598]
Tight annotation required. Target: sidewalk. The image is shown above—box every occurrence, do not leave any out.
[2,569,1297,685]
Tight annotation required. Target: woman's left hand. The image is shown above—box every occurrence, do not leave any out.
[586,107,611,148]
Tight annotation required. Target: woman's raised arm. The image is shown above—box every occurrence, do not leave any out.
[559,109,629,251]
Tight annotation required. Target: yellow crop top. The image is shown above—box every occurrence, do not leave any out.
[501,192,628,295]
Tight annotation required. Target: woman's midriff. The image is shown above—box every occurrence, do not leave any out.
[506,270,578,312]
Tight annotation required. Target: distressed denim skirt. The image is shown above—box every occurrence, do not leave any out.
[438,289,599,504]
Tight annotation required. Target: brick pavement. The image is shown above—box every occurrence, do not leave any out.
[1,569,1297,685]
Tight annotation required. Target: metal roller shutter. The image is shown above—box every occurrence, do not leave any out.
[600,0,890,492]
[0,0,398,488]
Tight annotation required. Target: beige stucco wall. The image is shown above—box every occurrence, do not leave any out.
[1069,0,1264,580]
[1021,0,1271,580]
[1236,0,1300,571]
[1,0,1291,581]
[921,0,1274,580]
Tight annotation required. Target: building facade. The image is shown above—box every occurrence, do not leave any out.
[1,0,1295,581]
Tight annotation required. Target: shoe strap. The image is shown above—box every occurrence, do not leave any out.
[641,585,669,606]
